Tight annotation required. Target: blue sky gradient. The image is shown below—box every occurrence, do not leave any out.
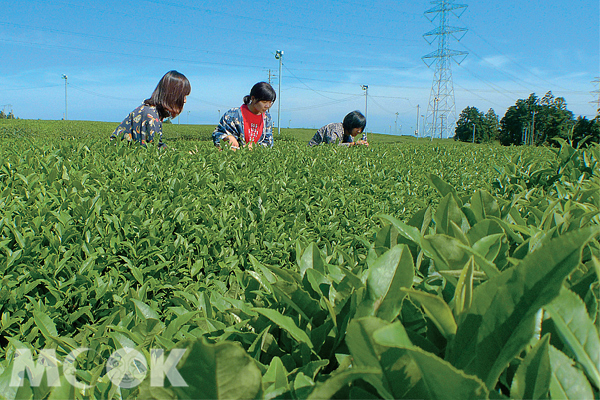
[1,0,598,135]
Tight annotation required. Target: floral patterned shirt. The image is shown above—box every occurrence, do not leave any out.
[308,122,354,146]
[110,104,165,148]
[212,107,273,148]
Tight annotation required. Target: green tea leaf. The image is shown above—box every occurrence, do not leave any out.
[453,257,475,316]
[428,173,460,205]
[306,367,383,400]
[140,338,262,400]
[468,190,500,222]
[421,234,471,271]
[358,244,414,321]
[448,227,599,389]
[548,345,595,400]
[299,243,326,278]
[510,334,551,400]
[262,356,289,396]
[380,346,488,400]
[33,310,58,338]
[377,214,422,246]
[371,321,413,349]
[435,193,470,236]
[132,299,161,321]
[253,308,313,349]
[545,288,600,388]
[401,288,457,339]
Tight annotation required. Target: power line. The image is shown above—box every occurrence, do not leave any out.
[456,63,518,102]
[591,77,600,112]
[0,38,271,71]
[141,0,417,43]
[0,21,268,65]
[69,85,138,101]
[0,84,62,91]
[284,64,346,101]
[368,95,398,115]
[281,95,359,112]
[0,21,419,73]
[466,28,575,92]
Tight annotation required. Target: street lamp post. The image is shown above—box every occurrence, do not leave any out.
[360,85,368,121]
[275,50,284,135]
[415,104,420,138]
[62,74,68,120]
[431,97,439,141]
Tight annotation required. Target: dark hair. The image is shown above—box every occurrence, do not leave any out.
[144,70,191,120]
[243,82,276,105]
[342,110,367,134]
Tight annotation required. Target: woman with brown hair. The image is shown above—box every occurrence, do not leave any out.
[110,70,191,149]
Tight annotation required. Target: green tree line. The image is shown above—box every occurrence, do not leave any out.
[454,91,599,148]
[0,110,17,119]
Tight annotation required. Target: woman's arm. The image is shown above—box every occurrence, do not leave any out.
[308,126,326,146]
[212,108,244,148]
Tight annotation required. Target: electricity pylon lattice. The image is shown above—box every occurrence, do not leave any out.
[592,77,600,114]
[422,0,468,139]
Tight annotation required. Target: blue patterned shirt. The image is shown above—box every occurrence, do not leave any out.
[308,123,354,146]
[110,104,165,148]
[212,107,273,148]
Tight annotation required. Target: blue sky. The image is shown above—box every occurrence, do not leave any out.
[1,0,598,136]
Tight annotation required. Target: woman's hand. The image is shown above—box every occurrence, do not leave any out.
[354,140,369,146]
[225,135,240,151]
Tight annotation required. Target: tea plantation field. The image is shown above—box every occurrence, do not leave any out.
[0,119,598,400]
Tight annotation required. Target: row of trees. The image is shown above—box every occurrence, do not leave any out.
[454,91,599,147]
[0,110,17,119]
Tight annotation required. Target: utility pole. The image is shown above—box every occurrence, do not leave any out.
[531,110,536,146]
[395,112,399,135]
[264,69,277,85]
[360,85,368,129]
[430,97,438,141]
[62,74,68,120]
[422,0,468,139]
[472,122,475,143]
[275,50,283,135]
[267,69,273,85]
[415,104,420,138]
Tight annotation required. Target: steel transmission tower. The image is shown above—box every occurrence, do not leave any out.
[422,0,468,139]
[592,77,600,114]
